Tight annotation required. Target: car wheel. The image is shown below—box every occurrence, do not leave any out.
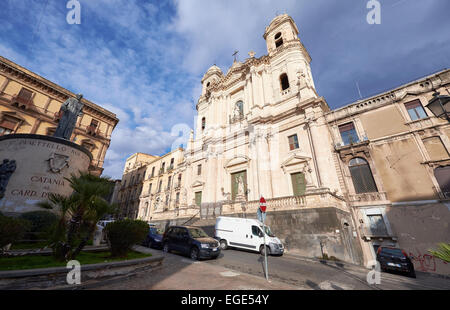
[190,247,199,260]
[219,240,228,250]
[260,245,270,256]
[163,243,170,253]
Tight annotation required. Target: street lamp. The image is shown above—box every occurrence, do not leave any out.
[425,91,450,122]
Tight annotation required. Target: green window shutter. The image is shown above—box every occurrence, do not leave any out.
[291,172,306,196]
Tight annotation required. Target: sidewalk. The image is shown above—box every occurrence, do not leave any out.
[94,245,303,290]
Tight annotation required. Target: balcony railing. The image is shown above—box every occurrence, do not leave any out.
[86,125,100,137]
[360,227,396,240]
[11,94,33,109]
[348,192,388,203]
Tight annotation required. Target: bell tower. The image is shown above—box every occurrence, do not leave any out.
[263,14,300,55]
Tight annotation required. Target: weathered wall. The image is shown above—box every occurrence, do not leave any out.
[370,137,435,201]
[152,208,364,265]
[385,202,450,276]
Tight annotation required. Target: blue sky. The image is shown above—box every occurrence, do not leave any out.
[1,0,449,179]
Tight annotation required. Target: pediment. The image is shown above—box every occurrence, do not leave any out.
[224,155,250,168]
[281,153,311,168]
[0,111,29,125]
[191,180,204,188]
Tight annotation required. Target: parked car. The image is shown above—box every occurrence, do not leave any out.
[214,216,284,256]
[143,226,163,249]
[376,246,416,278]
[162,226,220,260]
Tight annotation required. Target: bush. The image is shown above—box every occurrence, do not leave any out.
[105,219,149,257]
[0,216,30,251]
[20,211,58,240]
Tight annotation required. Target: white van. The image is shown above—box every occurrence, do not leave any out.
[214,216,284,256]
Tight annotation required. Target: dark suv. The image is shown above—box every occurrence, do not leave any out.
[162,226,220,260]
[376,246,416,278]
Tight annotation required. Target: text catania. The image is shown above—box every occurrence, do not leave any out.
[31,176,65,186]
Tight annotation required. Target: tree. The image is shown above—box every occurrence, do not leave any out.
[429,243,450,263]
[39,172,116,261]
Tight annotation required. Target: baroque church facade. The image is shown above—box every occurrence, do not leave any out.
[118,15,450,274]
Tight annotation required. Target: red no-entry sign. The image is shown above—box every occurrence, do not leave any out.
[260,197,267,213]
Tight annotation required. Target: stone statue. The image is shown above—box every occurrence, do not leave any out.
[53,94,84,140]
[0,159,17,199]
[181,188,187,205]
[237,175,245,196]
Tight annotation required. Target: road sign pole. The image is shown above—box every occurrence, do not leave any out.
[260,196,269,281]
[263,216,269,281]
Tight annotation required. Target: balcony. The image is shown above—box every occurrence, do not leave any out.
[11,94,33,110]
[360,227,397,241]
[348,192,389,206]
[86,125,100,137]
[221,189,349,215]
[281,88,291,96]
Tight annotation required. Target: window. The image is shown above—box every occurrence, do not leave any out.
[367,214,388,236]
[167,176,172,189]
[349,158,378,194]
[144,202,149,217]
[158,180,162,192]
[177,174,182,187]
[87,119,99,136]
[0,127,13,136]
[206,82,210,87]
[169,158,174,170]
[131,176,134,185]
[176,192,180,204]
[197,164,202,175]
[339,122,359,145]
[151,167,155,178]
[274,32,283,48]
[161,162,165,174]
[252,225,262,237]
[0,117,17,135]
[202,117,206,131]
[280,73,289,91]
[288,134,299,150]
[148,183,152,194]
[195,191,202,206]
[434,166,450,198]
[405,99,427,121]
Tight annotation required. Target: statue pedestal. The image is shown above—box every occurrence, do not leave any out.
[0,134,92,216]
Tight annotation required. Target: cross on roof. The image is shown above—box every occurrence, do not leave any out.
[232,50,239,62]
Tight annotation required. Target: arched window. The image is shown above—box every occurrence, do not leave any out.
[274,32,283,48]
[349,158,378,194]
[280,73,290,91]
[201,117,206,131]
[206,82,210,87]
[435,166,450,198]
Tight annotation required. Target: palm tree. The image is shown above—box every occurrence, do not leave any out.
[39,172,116,261]
[429,243,450,263]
